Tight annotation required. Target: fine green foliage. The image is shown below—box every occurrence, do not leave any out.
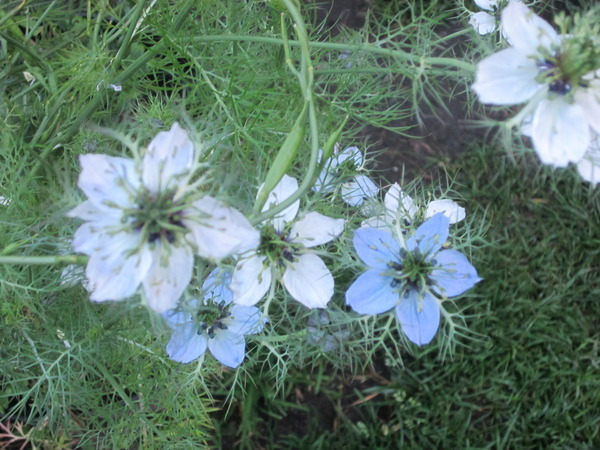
[1,0,598,448]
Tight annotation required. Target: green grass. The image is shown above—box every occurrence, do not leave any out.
[1,0,599,448]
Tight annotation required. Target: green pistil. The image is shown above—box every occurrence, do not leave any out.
[536,37,600,97]
[196,300,230,338]
[257,224,302,267]
[388,251,433,291]
[125,188,187,244]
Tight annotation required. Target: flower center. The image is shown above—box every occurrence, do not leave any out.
[387,250,433,291]
[258,224,302,267]
[537,59,573,95]
[196,300,230,339]
[126,188,187,244]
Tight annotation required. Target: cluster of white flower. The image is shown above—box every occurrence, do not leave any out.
[471,0,600,184]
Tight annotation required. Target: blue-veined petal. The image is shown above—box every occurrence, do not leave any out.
[226,304,265,335]
[345,269,397,314]
[166,323,208,364]
[208,330,246,368]
[406,213,449,257]
[395,289,440,346]
[353,228,400,269]
[430,249,482,297]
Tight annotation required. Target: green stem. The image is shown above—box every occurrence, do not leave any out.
[191,35,476,72]
[0,255,87,265]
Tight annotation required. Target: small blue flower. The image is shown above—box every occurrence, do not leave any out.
[346,213,481,345]
[163,269,264,368]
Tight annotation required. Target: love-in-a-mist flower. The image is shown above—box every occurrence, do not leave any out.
[362,183,465,230]
[69,122,260,313]
[231,174,345,309]
[472,0,600,167]
[313,145,379,207]
[163,269,264,367]
[346,213,481,345]
[469,0,503,35]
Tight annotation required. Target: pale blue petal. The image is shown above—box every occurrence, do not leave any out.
[395,290,440,346]
[162,309,191,328]
[353,228,400,269]
[226,304,265,335]
[166,324,208,364]
[341,175,379,206]
[346,269,397,314]
[430,250,482,297]
[208,330,246,368]
[406,213,449,257]
[202,269,233,306]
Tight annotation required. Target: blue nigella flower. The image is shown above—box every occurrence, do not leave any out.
[346,213,481,345]
[163,269,264,368]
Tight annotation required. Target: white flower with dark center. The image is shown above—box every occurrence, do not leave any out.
[362,183,465,230]
[231,174,345,309]
[313,145,379,207]
[472,0,600,167]
[469,0,502,35]
[69,122,260,313]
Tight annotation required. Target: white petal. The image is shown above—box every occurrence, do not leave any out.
[230,254,272,306]
[77,154,139,209]
[72,222,110,255]
[282,253,333,309]
[289,212,345,248]
[260,174,299,233]
[142,244,194,313]
[142,122,194,192]
[86,238,153,301]
[469,12,496,35]
[313,149,336,194]
[474,0,498,11]
[385,183,416,219]
[341,175,379,206]
[501,1,560,56]
[472,48,542,105]
[520,114,533,138]
[531,98,589,167]
[185,196,260,260]
[577,134,600,185]
[68,200,120,222]
[337,146,363,167]
[575,80,600,134]
[425,200,466,224]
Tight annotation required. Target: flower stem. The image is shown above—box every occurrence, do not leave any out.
[0,255,87,265]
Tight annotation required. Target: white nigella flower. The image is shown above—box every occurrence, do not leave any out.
[469,0,501,35]
[362,183,465,229]
[0,196,10,206]
[231,174,345,309]
[472,0,600,167]
[69,122,260,313]
[313,145,379,207]
[576,132,600,185]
